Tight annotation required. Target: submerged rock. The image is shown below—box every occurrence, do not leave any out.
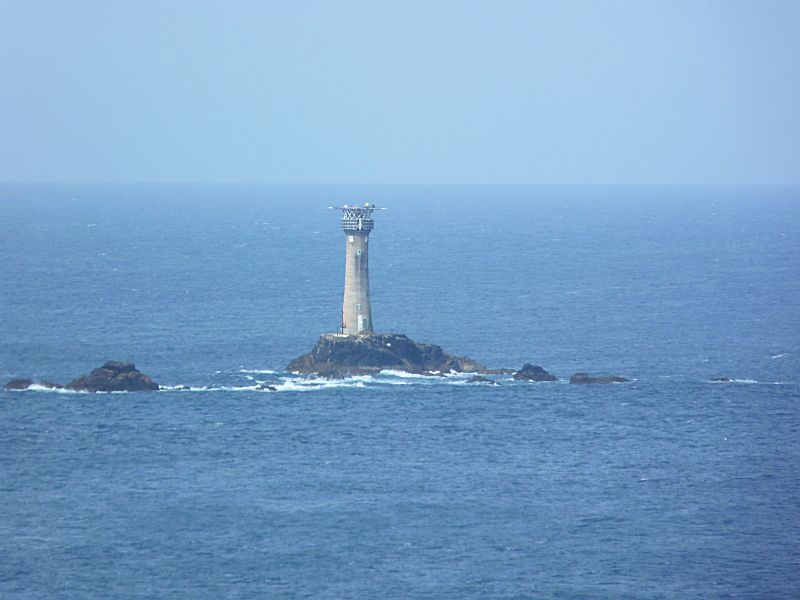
[484,368,515,375]
[711,377,732,382]
[513,364,557,382]
[465,375,499,385]
[67,361,159,392]
[569,372,629,384]
[287,333,488,376]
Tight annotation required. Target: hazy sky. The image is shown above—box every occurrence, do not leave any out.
[1,0,798,184]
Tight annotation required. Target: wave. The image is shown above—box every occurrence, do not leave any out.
[378,369,474,379]
[378,369,437,379]
[7,371,793,398]
[160,384,266,392]
[272,379,367,392]
[708,378,789,385]
[22,384,88,394]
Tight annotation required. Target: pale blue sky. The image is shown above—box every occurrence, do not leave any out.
[1,0,798,184]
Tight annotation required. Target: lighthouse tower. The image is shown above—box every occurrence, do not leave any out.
[339,203,381,335]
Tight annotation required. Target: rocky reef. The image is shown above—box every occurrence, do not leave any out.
[465,375,500,385]
[4,361,159,392]
[512,363,558,382]
[67,361,159,392]
[569,372,629,384]
[287,333,489,376]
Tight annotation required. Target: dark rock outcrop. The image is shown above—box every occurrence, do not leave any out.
[287,333,488,376]
[67,361,159,392]
[513,363,557,382]
[569,372,629,384]
[4,378,34,390]
[465,375,499,385]
[4,378,63,390]
[4,361,156,393]
[711,377,732,382]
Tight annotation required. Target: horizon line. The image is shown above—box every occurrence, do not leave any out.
[1,180,799,188]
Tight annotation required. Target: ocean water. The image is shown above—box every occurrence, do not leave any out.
[1,183,799,599]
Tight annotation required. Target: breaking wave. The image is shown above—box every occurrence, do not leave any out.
[6,371,792,397]
[708,379,788,385]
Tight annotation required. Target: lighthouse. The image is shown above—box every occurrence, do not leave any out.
[338,203,382,335]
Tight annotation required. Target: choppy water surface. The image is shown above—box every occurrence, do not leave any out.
[2,184,799,598]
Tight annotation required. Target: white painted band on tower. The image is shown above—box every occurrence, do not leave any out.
[339,203,381,335]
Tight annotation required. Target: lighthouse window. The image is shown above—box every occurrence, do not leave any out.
[348,235,354,243]
[365,236,368,243]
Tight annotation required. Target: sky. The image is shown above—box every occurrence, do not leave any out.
[1,0,798,185]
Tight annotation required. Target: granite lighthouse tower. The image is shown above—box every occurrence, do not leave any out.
[287,203,491,375]
[338,203,381,335]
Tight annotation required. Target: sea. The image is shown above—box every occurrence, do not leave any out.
[1,183,798,599]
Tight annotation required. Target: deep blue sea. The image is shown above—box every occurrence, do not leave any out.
[1,184,799,599]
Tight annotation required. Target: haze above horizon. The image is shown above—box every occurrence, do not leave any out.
[1,1,798,185]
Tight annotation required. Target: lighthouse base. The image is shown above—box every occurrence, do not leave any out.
[286,332,491,377]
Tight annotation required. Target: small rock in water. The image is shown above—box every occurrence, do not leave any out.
[4,378,34,390]
[513,364,558,382]
[569,372,629,384]
[465,375,499,385]
[67,361,159,392]
[711,376,732,382]
[257,383,277,391]
[4,378,64,390]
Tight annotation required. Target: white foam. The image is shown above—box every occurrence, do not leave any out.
[273,379,367,392]
[708,378,789,385]
[378,369,464,379]
[378,369,431,379]
[238,368,278,374]
[159,384,265,392]
[18,384,88,394]
[371,378,412,386]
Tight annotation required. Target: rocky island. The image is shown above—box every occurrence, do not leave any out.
[287,333,492,377]
[286,333,574,385]
[512,363,558,382]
